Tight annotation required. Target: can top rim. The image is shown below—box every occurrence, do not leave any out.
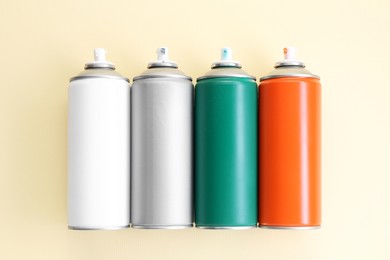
[147,61,178,69]
[70,67,129,82]
[133,67,192,81]
[260,66,319,81]
[211,61,242,69]
[197,67,256,81]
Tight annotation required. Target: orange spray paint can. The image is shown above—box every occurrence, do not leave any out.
[259,47,321,229]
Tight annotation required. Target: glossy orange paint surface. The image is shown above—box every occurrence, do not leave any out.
[259,77,321,227]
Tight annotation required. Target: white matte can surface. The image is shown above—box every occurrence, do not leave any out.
[131,78,193,228]
[68,78,130,229]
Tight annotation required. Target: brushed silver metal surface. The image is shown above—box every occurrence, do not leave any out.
[133,67,192,81]
[131,77,193,228]
[131,224,193,229]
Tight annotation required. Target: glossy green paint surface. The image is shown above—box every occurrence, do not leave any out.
[195,77,258,227]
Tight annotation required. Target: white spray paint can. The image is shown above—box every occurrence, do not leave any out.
[68,48,130,230]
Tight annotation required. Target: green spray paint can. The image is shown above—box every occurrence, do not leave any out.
[195,48,258,229]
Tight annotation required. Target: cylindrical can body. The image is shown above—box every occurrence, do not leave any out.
[195,77,258,228]
[68,77,130,229]
[259,77,321,228]
[131,77,193,228]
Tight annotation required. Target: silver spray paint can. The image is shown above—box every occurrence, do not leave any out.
[68,48,130,230]
[131,47,193,229]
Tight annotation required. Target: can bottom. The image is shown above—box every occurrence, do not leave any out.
[196,225,256,230]
[260,225,320,230]
[131,224,193,229]
[68,225,130,231]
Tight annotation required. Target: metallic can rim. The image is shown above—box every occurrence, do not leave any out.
[147,61,178,69]
[131,224,193,229]
[260,225,321,230]
[260,73,320,81]
[84,63,115,70]
[70,75,130,82]
[197,74,256,81]
[133,74,192,81]
[68,225,130,230]
[211,61,242,69]
[274,61,305,68]
[196,225,257,230]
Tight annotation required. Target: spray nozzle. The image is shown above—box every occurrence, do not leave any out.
[84,48,115,69]
[147,47,178,68]
[157,47,170,62]
[211,47,241,69]
[94,48,107,62]
[274,46,305,68]
[221,47,233,61]
[283,47,298,61]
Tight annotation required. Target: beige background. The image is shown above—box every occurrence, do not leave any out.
[1,0,389,259]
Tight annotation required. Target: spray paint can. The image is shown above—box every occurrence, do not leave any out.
[68,48,130,230]
[259,47,321,229]
[131,47,193,229]
[195,48,258,229]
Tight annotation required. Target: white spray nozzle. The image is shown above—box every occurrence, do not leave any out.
[94,48,107,62]
[221,47,233,61]
[211,47,241,68]
[157,47,170,61]
[274,46,304,68]
[148,47,177,68]
[284,46,298,60]
[84,48,114,69]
